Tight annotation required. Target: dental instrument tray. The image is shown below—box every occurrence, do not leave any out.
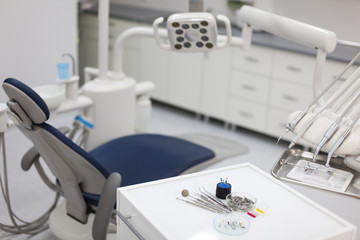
[271,149,360,198]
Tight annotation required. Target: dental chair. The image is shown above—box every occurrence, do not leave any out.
[2,78,215,239]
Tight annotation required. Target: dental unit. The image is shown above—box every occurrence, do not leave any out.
[1,0,359,239]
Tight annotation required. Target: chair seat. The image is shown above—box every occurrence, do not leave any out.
[90,134,215,187]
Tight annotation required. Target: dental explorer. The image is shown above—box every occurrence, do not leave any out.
[277,50,360,145]
[311,85,360,162]
[325,110,360,167]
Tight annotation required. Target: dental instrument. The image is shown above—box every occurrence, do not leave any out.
[288,62,360,149]
[180,189,232,213]
[278,50,360,144]
[325,114,360,168]
[200,186,233,211]
[311,88,360,162]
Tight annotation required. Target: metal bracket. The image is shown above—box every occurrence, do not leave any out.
[189,0,204,12]
[116,211,145,240]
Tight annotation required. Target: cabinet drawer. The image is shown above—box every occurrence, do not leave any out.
[273,50,315,86]
[230,71,269,103]
[139,37,170,102]
[321,60,358,101]
[231,45,273,76]
[269,80,313,111]
[228,98,267,131]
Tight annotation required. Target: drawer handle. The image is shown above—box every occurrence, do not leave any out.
[241,84,256,91]
[244,56,259,63]
[238,111,254,118]
[286,66,302,72]
[282,94,298,102]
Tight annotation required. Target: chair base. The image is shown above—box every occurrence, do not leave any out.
[49,200,94,240]
[49,200,117,240]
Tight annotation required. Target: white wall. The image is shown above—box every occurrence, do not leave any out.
[270,0,360,43]
[0,0,78,103]
[110,0,234,18]
[111,0,360,43]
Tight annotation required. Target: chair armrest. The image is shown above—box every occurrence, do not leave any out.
[21,146,40,171]
[21,146,60,193]
[92,172,122,240]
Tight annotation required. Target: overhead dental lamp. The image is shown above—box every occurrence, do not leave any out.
[153,12,232,52]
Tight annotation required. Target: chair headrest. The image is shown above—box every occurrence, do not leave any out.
[2,78,50,124]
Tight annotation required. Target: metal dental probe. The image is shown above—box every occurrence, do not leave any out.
[311,120,340,162]
[181,189,231,213]
[325,109,360,167]
[288,63,360,148]
[199,186,233,211]
[280,51,360,146]
[311,89,360,162]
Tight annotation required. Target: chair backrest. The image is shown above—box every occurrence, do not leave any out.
[2,78,107,223]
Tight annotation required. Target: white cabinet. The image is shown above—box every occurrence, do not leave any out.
[266,50,317,139]
[167,52,204,112]
[138,37,170,102]
[228,45,273,131]
[201,48,231,120]
[117,163,357,240]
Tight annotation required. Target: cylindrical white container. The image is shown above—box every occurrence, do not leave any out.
[135,95,152,133]
[0,103,7,132]
[82,77,136,150]
[65,76,79,100]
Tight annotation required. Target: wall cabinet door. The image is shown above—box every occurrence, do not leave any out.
[201,48,231,120]
[138,37,170,102]
[168,52,204,112]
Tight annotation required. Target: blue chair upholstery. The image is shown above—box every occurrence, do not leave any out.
[2,78,215,210]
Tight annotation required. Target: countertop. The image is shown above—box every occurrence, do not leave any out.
[80,3,360,64]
